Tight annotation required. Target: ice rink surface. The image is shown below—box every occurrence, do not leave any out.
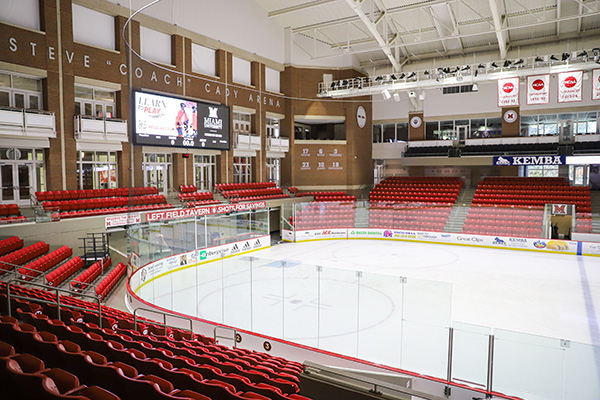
[250,239,600,346]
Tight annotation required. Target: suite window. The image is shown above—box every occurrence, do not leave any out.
[266,117,280,138]
[382,124,395,142]
[0,71,42,109]
[74,86,116,118]
[526,165,558,178]
[373,123,408,143]
[233,112,252,134]
[233,157,251,184]
[294,122,345,141]
[266,158,280,186]
[77,151,118,190]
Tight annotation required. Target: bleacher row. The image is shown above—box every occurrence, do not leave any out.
[43,195,169,212]
[369,205,452,231]
[0,281,311,400]
[0,237,125,302]
[293,203,355,230]
[36,187,159,202]
[462,207,544,237]
[0,204,25,225]
[369,177,463,205]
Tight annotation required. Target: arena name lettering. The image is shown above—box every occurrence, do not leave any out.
[146,201,267,222]
[494,155,566,166]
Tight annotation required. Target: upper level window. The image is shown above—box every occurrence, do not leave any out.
[266,117,280,138]
[233,112,252,134]
[0,71,42,109]
[74,85,116,118]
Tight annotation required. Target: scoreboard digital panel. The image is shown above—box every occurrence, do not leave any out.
[133,91,230,150]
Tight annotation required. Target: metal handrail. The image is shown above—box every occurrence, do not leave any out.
[5,278,104,327]
[133,307,194,338]
[214,326,237,348]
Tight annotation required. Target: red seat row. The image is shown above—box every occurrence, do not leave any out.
[230,194,290,203]
[223,188,283,198]
[0,242,49,272]
[0,204,19,217]
[216,182,277,192]
[35,187,159,201]
[46,256,84,287]
[179,184,198,194]
[0,216,28,225]
[71,257,112,293]
[95,262,127,300]
[179,192,214,201]
[287,186,298,193]
[186,200,222,207]
[0,236,24,257]
[18,245,73,281]
[314,196,356,202]
[294,191,346,197]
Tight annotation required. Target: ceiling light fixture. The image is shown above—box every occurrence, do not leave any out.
[382,89,391,100]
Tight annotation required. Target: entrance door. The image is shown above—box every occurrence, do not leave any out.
[144,164,169,195]
[0,163,33,205]
[195,164,213,191]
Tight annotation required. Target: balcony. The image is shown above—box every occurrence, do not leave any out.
[267,137,289,153]
[234,131,261,151]
[0,107,56,139]
[75,115,128,143]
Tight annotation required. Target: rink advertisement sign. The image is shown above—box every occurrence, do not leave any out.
[132,235,270,292]
[105,213,140,228]
[296,229,348,241]
[145,201,267,222]
[493,156,566,166]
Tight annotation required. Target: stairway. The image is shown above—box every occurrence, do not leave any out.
[354,205,370,228]
[591,191,600,233]
[444,188,476,233]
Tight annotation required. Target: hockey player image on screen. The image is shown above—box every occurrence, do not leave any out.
[175,102,189,137]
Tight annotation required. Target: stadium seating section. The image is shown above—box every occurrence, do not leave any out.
[19,246,73,281]
[0,237,24,257]
[369,177,463,205]
[46,257,84,288]
[369,205,451,232]
[0,242,49,273]
[0,204,26,225]
[71,258,112,293]
[0,280,311,400]
[95,263,127,300]
[294,192,356,202]
[462,206,544,237]
[293,203,355,230]
[218,183,290,203]
[35,187,174,219]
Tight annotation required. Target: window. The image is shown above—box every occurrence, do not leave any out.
[77,151,118,190]
[72,4,115,50]
[192,43,216,76]
[373,125,382,143]
[295,122,346,140]
[382,124,395,142]
[233,57,251,86]
[0,71,42,109]
[526,165,559,178]
[194,155,216,191]
[266,158,280,186]
[233,157,251,184]
[266,117,280,138]
[233,112,252,133]
[74,85,116,118]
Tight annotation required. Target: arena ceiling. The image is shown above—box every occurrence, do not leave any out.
[254,0,600,70]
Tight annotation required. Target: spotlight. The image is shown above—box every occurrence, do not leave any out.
[443,67,451,74]
[330,82,336,89]
[577,50,588,58]
[562,52,570,61]
[436,77,440,82]
[407,72,416,79]
[418,91,425,101]
[503,60,511,67]
[550,54,559,61]
[375,76,383,81]
[393,92,400,102]
[514,59,524,66]
[472,83,479,92]
[382,89,391,100]
[491,62,498,68]
[593,48,600,61]
[477,63,485,69]
[424,70,430,75]
[474,70,478,77]
[391,74,398,80]
[535,56,544,62]
[461,65,470,71]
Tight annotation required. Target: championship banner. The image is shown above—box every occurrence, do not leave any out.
[593,69,600,101]
[558,71,583,103]
[526,74,550,105]
[497,77,520,107]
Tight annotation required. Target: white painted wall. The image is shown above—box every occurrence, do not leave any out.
[107,0,285,64]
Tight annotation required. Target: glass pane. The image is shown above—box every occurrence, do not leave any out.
[97,153,108,162]
[1,165,14,201]
[106,105,114,118]
[109,153,116,162]
[28,95,39,110]
[75,86,94,99]
[80,151,93,162]
[18,164,30,199]
[222,256,252,331]
[36,164,44,192]
[451,322,490,387]
[95,90,114,102]
[74,102,81,115]
[81,163,94,190]
[426,121,438,140]
[0,91,9,107]
[493,329,564,400]
[487,118,502,137]
[12,76,41,92]
[95,104,103,117]
[36,150,43,161]
[373,125,382,143]
[382,124,395,142]
[282,263,319,348]
[396,123,408,141]
[470,118,486,138]
[84,103,92,116]
[14,93,25,108]
[563,341,600,400]
[0,73,10,87]
[521,115,538,136]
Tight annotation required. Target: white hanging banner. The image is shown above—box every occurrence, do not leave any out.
[526,74,550,105]
[558,70,583,103]
[497,77,520,107]
[592,69,600,101]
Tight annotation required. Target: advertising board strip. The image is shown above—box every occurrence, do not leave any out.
[145,201,267,222]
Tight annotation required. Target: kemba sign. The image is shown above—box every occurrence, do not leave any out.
[498,77,520,107]
[527,74,550,105]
